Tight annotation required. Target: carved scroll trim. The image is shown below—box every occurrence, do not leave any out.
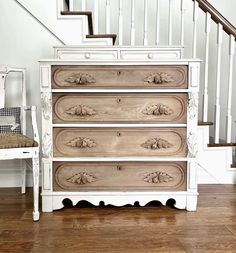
[67,172,97,185]
[67,137,96,149]
[141,138,173,150]
[144,73,174,84]
[144,171,174,184]
[65,105,96,116]
[65,73,96,85]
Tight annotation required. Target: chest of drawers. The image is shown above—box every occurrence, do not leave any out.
[40,60,200,212]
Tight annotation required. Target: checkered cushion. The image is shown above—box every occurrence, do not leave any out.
[0,107,21,133]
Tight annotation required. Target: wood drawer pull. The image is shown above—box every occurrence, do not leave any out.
[117,98,121,103]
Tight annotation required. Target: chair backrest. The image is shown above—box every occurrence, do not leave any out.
[0,67,27,135]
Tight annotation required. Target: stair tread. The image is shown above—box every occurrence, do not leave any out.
[61,11,93,35]
[208,143,236,147]
[86,34,117,45]
[198,121,214,126]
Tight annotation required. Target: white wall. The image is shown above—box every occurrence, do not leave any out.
[0,0,63,187]
[0,0,235,187]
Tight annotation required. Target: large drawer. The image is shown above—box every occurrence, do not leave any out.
[53,162,187,191]
[52,65,188,89]
[53,128,187,157]
[53,93,187,124]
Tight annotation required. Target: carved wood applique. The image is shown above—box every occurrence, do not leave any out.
[67,172,97,185]
[144,73,174,84]
[187,132,198,158]
[42,133,52,158]
[41,93,52,120]
[65,73,96,85]
[142,104,173,116]
[67,137,96,149]
[65,105,96,116]
[144,171,174,184]
[188,93,198,120]
[141,138,173,150]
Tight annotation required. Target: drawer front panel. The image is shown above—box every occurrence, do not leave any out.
[53,128,187,157]
[53,93,187,124]
[52,65,187,89]
[53,162,187,191]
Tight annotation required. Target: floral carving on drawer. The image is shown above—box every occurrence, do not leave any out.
[144,171,174,184]
[141,138,173,150]
[142,104,173,116]
[67,172,97,185]
[65,105,97,117]
[67,137,96,149]
[144,73,174,84]
[65,73,96,85]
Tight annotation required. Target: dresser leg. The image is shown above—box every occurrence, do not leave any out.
[42,196,53,212]
[186,195,198,211]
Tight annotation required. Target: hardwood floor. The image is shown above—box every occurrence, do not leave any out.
[1,186,236,253]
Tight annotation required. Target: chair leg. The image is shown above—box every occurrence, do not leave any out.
[32,151,40,221]
[21,160,26,194]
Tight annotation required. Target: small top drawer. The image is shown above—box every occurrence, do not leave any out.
[57,50,118,60]
[51,65,188,89]
[120,50,181,60]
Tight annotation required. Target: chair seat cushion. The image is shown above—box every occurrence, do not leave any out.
[0,133,38,149]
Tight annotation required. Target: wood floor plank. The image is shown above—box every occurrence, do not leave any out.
[0,186,236,253]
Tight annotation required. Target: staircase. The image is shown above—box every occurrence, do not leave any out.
[15,0,236,184]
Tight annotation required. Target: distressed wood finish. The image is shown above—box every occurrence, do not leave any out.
[53,128,187,157]
[53,93,187,124]
[53,162,187,191]
[51,65,188,89]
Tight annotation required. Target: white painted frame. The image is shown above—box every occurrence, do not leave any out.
[40,57,200,213]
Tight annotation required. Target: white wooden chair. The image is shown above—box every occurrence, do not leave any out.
[0,66,40,221]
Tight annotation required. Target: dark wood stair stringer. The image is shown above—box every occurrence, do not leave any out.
[61,11,117,45]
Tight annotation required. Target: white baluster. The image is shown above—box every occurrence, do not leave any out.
[192,0,199,58]
[180,0,187,47]
[214,23,223,144]
[168,0,173,45]
[226,35,235,143]
[81,0,86,11]
[118,0,123,45]
[106,0,111,34]
[155,0,160,45]
[202,12,211,122]
[143,0,148,46]
[69,0,74,11]
[130,0,135,45]
[94,0,99,34]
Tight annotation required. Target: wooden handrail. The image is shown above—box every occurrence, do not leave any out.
[195,0,236,40]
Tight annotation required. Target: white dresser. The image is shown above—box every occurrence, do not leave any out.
[40,57,200,212]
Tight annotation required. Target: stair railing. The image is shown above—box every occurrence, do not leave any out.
[194,0,236,144]
[60,0,236,145]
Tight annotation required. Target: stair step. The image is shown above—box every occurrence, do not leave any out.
[61,11,93,35]
[86,34,117,45]
[198,121,214,126]
[231,164,236,168]
[208,143,236,147]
